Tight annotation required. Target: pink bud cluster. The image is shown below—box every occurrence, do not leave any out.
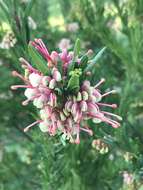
[11,38,122,144]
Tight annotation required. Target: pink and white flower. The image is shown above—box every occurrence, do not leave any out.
[11,38,122,144]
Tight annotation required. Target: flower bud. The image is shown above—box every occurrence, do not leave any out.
[40,109,49,120]
[63,109,70,116]
[60,112,66,121]
[82,80,90,91]
[39,121,49,132]
[88,103,98,113]
[89,95,97,103]
[71,103,78,116]
[67,118,73,128]
[24,88,37,99]
[82,91,89,101]
[42,76,50,86]
[49,79,56,89]
[93,89,102,102]
[65,101,73,112]
[57,120,62,130]
[50,51,59,63]
[77,92,82,101]
[52,68,62,82]
[29,73,42,87]
[73,96,77,102]
[49,93,57,107]
[74,111,81,122]
[80,101,87,112]
[33,95,47,108]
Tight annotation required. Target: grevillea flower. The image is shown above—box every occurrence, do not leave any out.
[66,22,79,32]
[58,38,72,50]
[92,139,109,154]
[28,16,37,30]
[123,171,133,185]
[0,31,17,49]
[11,38,122,144]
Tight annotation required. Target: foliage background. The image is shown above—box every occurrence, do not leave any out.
[0,0,143,189]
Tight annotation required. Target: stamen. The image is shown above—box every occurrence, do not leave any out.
[88,112,120,128]
[101,111,122,121]
[103,117,120,128]
[75,124,80,144]
[11,85,32,90]
[36,39,48,51]
[34,39,52,62]
[12,71,27,82]
[102,90,117,97]
[97,103,117,108]
[22,99,30,106]
[19,57,37,73]
[94,78,105,88]
[12,71,25,80]
[24,120,41,132]
[22,93,41,106]
[80,127,93,136]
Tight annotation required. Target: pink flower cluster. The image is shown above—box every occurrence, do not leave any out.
[11,38,122,144]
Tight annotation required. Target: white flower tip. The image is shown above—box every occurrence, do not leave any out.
[112,90,117,94]
[11,85,17,90]
[19,57,24,62]
[101,78,105,82]
[24,127,29,132]
[22,100,28,106]
[89,130,93,136]
[117,116,122,121]
[112,124,120,128]
[85,71,92,76]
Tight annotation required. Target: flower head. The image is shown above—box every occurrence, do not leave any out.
[11,38,122,144]
[66,22,79,32]
[123,171,134,185]
[0,31,16,49]
[58,38,72,50]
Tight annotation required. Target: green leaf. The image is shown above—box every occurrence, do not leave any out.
[67,69,82,93]
[24,0,35,18]
[85,47,106,71]
[28,45,49,74]
[74,38,81,58]
[67,61,75,76]
[67,74,80,93]
[79,55,88,70]
[0,1,10,22]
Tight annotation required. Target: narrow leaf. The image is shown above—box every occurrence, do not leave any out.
[74,38,81,57]
[24,0,35,17]
[28,45,49,74]
[80,55,88,70]
[67,75,80,93]
[67,61,75,76]
[85,47,106,71]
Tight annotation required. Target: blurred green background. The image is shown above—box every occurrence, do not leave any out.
[0,0,143,189]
